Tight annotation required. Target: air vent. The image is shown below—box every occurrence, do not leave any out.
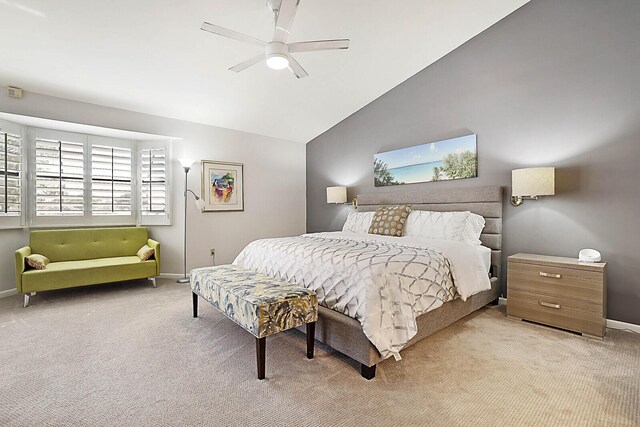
[7,87,23,99]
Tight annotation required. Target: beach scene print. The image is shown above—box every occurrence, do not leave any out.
[374,134,477,187]
[210,170,236,203]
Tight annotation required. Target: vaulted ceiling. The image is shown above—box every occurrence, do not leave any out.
[0,0,529,142]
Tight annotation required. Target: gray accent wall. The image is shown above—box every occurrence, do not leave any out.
[306,0,640,324]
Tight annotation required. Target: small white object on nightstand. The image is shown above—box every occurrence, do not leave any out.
[578,249,601,263]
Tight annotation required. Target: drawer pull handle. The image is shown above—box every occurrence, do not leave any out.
[539,301,561,309]
[539,272,562,279]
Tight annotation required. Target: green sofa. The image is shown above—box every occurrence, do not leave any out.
[15,227,160,307]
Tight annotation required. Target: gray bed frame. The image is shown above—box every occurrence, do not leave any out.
[296,186,503,380]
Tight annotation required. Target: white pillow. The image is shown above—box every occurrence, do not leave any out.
[404,210,469,241]
[461,212,485,245]
[342,212,375,234]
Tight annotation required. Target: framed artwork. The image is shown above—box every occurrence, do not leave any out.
[200,160,244,212]
[374,134,477,187]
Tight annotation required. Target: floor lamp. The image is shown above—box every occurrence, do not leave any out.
[177,158,206,284]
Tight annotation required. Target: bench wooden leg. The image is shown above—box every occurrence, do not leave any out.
[360,363,376,380]
[192,292,198,318]
[306,322,315,359]
[256,337,266,380]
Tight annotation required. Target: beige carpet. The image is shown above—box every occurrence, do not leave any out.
[0,279,638,427]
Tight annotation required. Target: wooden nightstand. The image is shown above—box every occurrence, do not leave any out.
[507,253,607,338]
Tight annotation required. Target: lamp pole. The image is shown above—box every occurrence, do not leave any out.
[177,162,191,283]
[177,159,205,284]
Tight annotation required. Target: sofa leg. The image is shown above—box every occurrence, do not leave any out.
[23,292,35,308]
[149,277,157,288]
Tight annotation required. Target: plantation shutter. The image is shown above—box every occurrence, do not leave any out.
[0,131,22,217]
[35,138,84,216]
[91,145,132,215]
[140,147,167,215]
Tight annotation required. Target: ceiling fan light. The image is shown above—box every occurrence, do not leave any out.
[266,53,289,70]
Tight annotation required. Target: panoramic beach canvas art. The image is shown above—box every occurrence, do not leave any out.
[374,134,477,187]
[200,160,244,211]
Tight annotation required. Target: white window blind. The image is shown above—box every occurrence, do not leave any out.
[1,118,171,228]
[35,138,84,216]
[91,145,132,216]
[140,147,167,215]
[0,131,22,217]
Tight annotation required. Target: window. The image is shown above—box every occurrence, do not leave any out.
[138,142,170,225]
[0,118,171,228]
[35,138,85,217]
[0,131,22,217]
[91,144,132,216]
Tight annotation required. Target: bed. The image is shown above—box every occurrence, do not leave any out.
[235,186,503,379]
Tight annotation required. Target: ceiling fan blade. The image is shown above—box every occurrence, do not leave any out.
[229,54,265,73]
[201,22,267,47]
[288,39,350,53]
[287,55,308,79]
[274,0,300,42]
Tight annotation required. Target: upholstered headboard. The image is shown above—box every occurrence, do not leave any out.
[356,186,503,279]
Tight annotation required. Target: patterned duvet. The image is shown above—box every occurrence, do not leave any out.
[233,233,474,361]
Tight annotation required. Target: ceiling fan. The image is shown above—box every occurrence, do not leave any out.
[200,0,349,78]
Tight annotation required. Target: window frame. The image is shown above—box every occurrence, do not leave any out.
[137,140,171,226]
[29,128,90,227]
[0,119,26,229]
[0,118,173,229]
[25,127,171,228]
[88,135,137,226]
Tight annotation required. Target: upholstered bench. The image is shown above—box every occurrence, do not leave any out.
[190,264,318,380]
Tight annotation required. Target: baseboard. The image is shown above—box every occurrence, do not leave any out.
[158,273,184,279]
[500,297,639,334]
[0,288,18,299]
[2,276,186,296]
[606,319,640,334]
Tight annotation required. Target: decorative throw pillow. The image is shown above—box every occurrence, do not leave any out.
[26,254,50,270]
[404,210,469,241]
[342,211,376,234]
[368,205,411,237]
[461,212,485,245]
[137,245,155,261]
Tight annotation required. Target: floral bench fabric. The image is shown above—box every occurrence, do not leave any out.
[191,264,318,339]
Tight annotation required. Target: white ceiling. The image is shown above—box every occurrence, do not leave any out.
[0,0,529,143]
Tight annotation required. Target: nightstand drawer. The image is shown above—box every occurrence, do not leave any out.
[508,262,604,305]
[507,289,604,337]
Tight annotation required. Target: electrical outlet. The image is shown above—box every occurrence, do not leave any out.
[210,248,215,256]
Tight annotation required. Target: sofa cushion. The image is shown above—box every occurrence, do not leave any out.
[29,227,149,262]
[26,254,50,270]
[21,256,157,293]
[136,245,155,261]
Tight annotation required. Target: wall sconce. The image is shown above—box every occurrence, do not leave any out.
[327,186,359,208]
[326,186,347,204]
[511,167,555,207]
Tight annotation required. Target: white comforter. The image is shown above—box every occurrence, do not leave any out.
[233,231,490,360]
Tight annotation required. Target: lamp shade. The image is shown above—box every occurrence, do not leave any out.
[512,167,555,197]
[326,186,347,204]
[178,158,195,170]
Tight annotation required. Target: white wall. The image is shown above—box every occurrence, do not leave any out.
[0,90,306,293]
